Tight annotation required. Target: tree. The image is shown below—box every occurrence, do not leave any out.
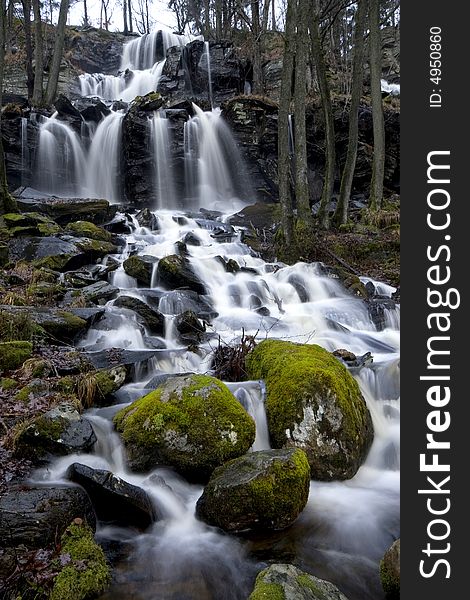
[21,0,35,99]
[310,0,335,229]
[277,0,296,246]
[32,0,44,106]
[45,0,69,106]
[368,0,385,210]
[251,1,262,93]
[334,0,367,225]
[83,0,89,26]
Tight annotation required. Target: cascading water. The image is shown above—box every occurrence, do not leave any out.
[150,111,177,209]
[203,41,213,108]
[21,117,29,185]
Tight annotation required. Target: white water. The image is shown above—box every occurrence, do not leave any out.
[150,111,177,209]
[381,79,400,95]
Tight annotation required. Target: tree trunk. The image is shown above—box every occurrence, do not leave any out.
[334,0,367,225]
[251,0,262,93]
[145,0,149,33]
[22,0,35,99]
[45,0,69,106]
[277,0,296,246]
[271,0,276,31]
[215,0,222,39]
[369,0,385,210]
[128,0,133,32]
[204,0,210,38]
[32,0,44,106]
[0,0,17,214]
[310,0,335,229]
[294,0,310,223]
[83,0,88,25]
[261,0,269,32]
[123,0,128,34]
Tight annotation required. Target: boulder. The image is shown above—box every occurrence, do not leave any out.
[79,366,127,406]
[380,539,400,599]
[174,310,205,344]
[66,463,156,529]
[157,289,217,320]
[135,208,159,230]
[114,295,165,335]
[248,564,350,600]
[80,281,119,304]
[157,254,206,294]
[245,340,374,480]
[196,448,310,532]
[13,403,97,460]
[0,485,96,548]
[54,94,84,132]
[65,220,112,242]
[123,255,156,286]
[3,211,61,237]
[114,374,255,479]
[74,97,111,123]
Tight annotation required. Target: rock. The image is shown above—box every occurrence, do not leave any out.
[135,208,159,230]
[158,289,217,320]
[14,403,97,460]
[79,366,127,406]
[66,463,156,529]
[74,96,111,123]
[49,519,110,600]
[114,295,165,335]
[65,220,113,242]
[0,341,32,371]
[67,27,126,74]
[245,340,374,480]
[80,281,119,304]
[85,348,163,370]
[182,231,201,246]
[380,539,400,599]
[248,564,350,600]
[367,298,398,331]
[55,94,83,132]
[0,485,96,548]
[157,254,206,294]
[3,211,62,237]
[114,374,255,479]
[196,448,310,532]
[123,255,156,286]
[174,310,205,344]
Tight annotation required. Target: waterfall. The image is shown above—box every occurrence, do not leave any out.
[21,117,29,185]
[121,30,187,71]
[203,41,213,108]
[84,111,125,203]
[150,111,177,209]
[35,115,87,196]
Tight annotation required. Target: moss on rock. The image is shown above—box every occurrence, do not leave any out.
[245,340,373,480]
[66,221,112,242]
[0,341,33,371]
[50,520,110,600]
[196,448,310,532]
[123,255,154,286]
[380,539,400,599]
[114,374,255,479]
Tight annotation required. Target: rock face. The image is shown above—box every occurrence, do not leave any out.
[196,448,310,532]
[380,539,400,599]
[14,403,97,460]
[113,374,255,479]
[248,564,350,600]
[67,463,156,529]
[0,485,96,548]
[245,340,374,480]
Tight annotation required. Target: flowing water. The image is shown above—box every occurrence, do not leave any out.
[30,26,399,600]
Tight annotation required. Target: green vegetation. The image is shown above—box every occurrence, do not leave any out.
[0,341,33,371]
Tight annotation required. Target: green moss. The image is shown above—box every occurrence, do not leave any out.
[380,559,400,599]
[26,282,65,299]
[66,221,112,242]
[249,570,285,600]
[76,238,117,255]
[0,341,33,371]
[0,377,18,390]
[50,521,110,600]
[55,376,77,394]
[37,221,61,235]
[114,374,255,477]
[296,574,329,599]
[245,340,373,480]
[33,254,74,272]
[123,255,152,286]
[57,311,87,332]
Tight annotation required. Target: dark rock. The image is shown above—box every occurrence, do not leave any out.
[66,463,156,529]
[80,281,120,304]
[114,295,165,335]
[85,348,165,370]
[196,448,310,532]
[0,485,96,548]
[14,403,97,460]
[157,254,206,294]
[123,255,157,286]
[182,231,201,246]
[380,539,400,599]
[174,310,205,344]
[104,212,134,234]
[74,97,111,123]
[135,208,159,230]
[158,289,217,320]
[54,94,83,132]
[67,27,127,74]
[367,298,398,331]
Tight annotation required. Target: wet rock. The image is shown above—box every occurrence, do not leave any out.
[248,564,350,600]
[65,220,113,242]
[13,403,97,461]
[80,281,119,304]
[114,295,165,335]
[196,448,310,532]
[135,208,159,230]
[367,298,398,331]
[85,348,164,370]
[114,374,255,479]
[380,539,400,599]
[74,96,111,122]
[182,231,201,246]
[0,485,96,548]
[157,289,217,320]
[157,254,206,294]
[67,27,127,74]
[3,211,61,237]
[123,255,157,286]
[246,340,374,480]
[174,310,205,344]
[67,463,156,529]
[54,94,83,132]
[104,212,134,234]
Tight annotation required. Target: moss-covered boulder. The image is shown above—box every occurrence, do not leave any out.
[0,341,32,371]
[66,220,112,242]
[248,564,350,600]
[380,539,400,599]
[114,374,255,479]
[157,254,206,294]
[3,212,62,237]
[13,403,97,461]
[78,366,127,407]
[196,448,310,532]
[50,520,110,600]
[245,340,373,480]
[123,254,156,286]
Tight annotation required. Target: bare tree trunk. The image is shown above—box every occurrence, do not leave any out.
[123,0,128,34]
[294,0,310,223]
[128,0,133,32]
[0,0,17,214]
[369,0,385,210]
[32,0,44,106]
[277,0,296,246]
[145,0,149,33]
[261,0,269,32]
[45,0,69,106]
[21,0,35,99]
[271,0,276,31]
[215,0,222,38]
[334,0,367,225]
[204,0,210,38]
[83,0,88,25]
[251,0,262,93]
[310,0,335,229]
